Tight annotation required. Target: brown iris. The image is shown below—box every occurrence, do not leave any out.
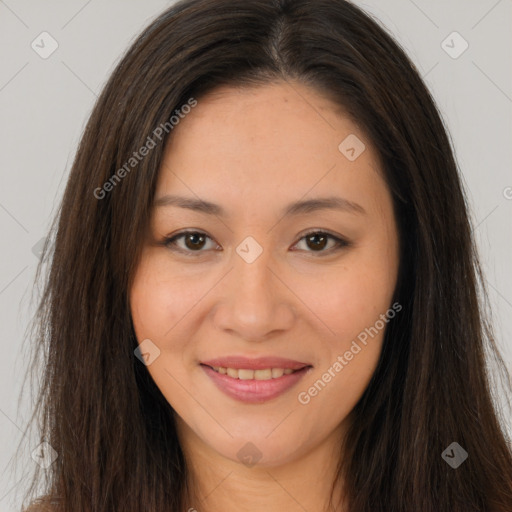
[305,233,328,251]
[184,232,207,250]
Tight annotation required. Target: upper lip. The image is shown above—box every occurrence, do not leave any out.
[200,356,311,371]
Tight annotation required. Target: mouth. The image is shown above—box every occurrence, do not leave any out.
[199,356,313,403]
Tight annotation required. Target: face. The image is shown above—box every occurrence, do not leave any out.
[130,81,400,468]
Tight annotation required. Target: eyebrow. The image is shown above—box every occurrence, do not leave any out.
[153,194,366,216]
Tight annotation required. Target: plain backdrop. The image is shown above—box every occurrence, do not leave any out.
[0,0,511,510]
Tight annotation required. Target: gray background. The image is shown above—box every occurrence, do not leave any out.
[1,0,511,509]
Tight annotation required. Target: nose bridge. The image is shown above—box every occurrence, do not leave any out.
[212,235,295,339]
[234,238,273,300]
[232,236,278,319]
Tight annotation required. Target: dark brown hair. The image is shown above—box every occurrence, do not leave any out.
[17,0,512,511]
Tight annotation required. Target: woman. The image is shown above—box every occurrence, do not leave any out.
[21,0,512,510]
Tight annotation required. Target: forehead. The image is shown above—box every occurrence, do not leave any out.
[157,81,387,216]
[165,81,361,162]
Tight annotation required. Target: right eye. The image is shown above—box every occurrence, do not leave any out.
[162,230,221,255]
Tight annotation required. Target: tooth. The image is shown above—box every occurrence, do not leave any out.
[227,368,239,378]
[254,369,272,380]
[219,367,299,379]
[271,368,284,378]
[238,369,255,380]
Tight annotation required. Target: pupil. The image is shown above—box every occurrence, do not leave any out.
[186,233,205,250]
[307,233,327,250]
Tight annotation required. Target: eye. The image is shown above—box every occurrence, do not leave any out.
[292,230,349,254]
[163,230,220,254]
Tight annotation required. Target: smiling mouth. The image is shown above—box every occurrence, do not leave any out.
[200,362,313,403]
[202,364,308,380]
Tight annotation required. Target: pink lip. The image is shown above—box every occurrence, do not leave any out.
[200,358,313,404]
[201,356,310,370]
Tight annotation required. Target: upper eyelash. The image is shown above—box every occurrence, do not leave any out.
[162,230,349,255]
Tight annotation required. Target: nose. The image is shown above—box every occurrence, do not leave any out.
[212,244,296,341]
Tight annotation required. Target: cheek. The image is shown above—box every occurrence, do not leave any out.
[129,254,205,409]
[293,250,398,344]
[295,265,395,416]
[130,251,206,343]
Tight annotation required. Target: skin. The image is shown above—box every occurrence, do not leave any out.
[129,80,400,512]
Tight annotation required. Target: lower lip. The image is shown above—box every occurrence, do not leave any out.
[201,364,311,404]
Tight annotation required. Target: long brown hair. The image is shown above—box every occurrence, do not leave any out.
[18,0,512,510]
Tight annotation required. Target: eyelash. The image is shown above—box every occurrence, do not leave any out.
[161,229,350,257]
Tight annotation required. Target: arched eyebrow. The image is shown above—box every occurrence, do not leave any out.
[153,194,366,216]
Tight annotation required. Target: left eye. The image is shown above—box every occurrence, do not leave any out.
[163,230,348,255]
[292,231,347,253]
